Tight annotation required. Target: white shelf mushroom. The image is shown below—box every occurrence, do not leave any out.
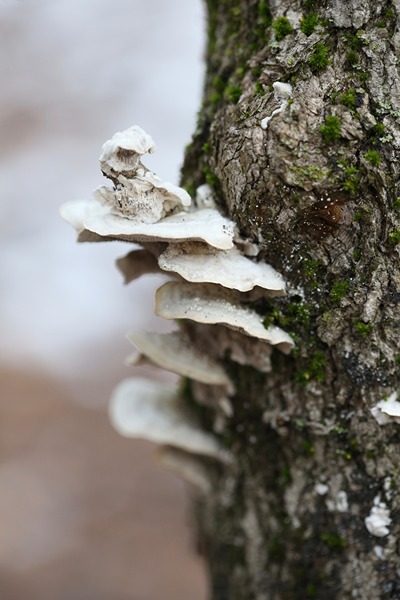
[60,199,108,231]
[60,200,235,250]
[193,325,273,373]
[126,330,234,391]
[109,377,228,461]
[98,126,192,222]
[155,281,294,354]
[157,242,286,294]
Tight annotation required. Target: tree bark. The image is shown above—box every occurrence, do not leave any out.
[181,1,400,598]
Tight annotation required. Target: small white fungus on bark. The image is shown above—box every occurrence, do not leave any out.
[315,483,329,495]
[335,490,349,513]
[194,183,216,209]
[365,495,392,537]
[373,546,385,560]
[370,391,400,425]
[261,81,293,130]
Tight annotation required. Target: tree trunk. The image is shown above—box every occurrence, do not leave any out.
[180,1,400,597]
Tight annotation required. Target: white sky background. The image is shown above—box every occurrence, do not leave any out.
[0,0,205,387]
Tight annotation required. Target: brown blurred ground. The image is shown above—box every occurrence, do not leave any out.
[0,368,207,599]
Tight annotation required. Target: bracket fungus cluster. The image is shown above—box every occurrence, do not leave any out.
[61,125,294,488]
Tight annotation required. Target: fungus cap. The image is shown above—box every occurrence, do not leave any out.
[140,170,191,209]
[100,125,156,175]
[126,331,233,390]
[59,200,108,232]
[158,242,286,294]
[60,201,235,249]
[109,377,225,460]
[155,281,294,354]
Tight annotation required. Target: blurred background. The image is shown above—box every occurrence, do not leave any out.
[0,0,207,598]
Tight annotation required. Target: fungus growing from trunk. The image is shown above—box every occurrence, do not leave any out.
[157,242,286,294]
[96,125,191,223]
[364,495,392,537]
[155,281,294,353]
[60,124,293,483]
[99,125,156,176]
[126,330,233,391]
[109,378,227,461]
[60,200,235,249]
[370,392,400,425]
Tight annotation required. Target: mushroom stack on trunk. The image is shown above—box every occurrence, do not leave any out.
[60,125,294,483]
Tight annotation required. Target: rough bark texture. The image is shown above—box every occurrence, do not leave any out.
[181,1,400,598]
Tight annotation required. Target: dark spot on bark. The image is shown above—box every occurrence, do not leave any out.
[296,191,348,238]
[384,286,400,304]
[382,579,400,597]
[342,353,389,386]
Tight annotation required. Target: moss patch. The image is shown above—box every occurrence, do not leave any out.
[343,31,363,51]
[300,13,318,36]
[308,42,330,72]
[345,50,359,69]
[321,532,347,551]
[364,149,381,166]
[388,229,400,245]
[371,122,385,137]
[354,321,372,336]
[320,116,341,142]
[225,86,242,104]
[342,167,359,195]
[273,16,293,41]
[296,350,327,387]
[330,280,349,303]
[339,88,357,110]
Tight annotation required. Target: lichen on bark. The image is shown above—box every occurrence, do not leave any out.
[181,0,400,597]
